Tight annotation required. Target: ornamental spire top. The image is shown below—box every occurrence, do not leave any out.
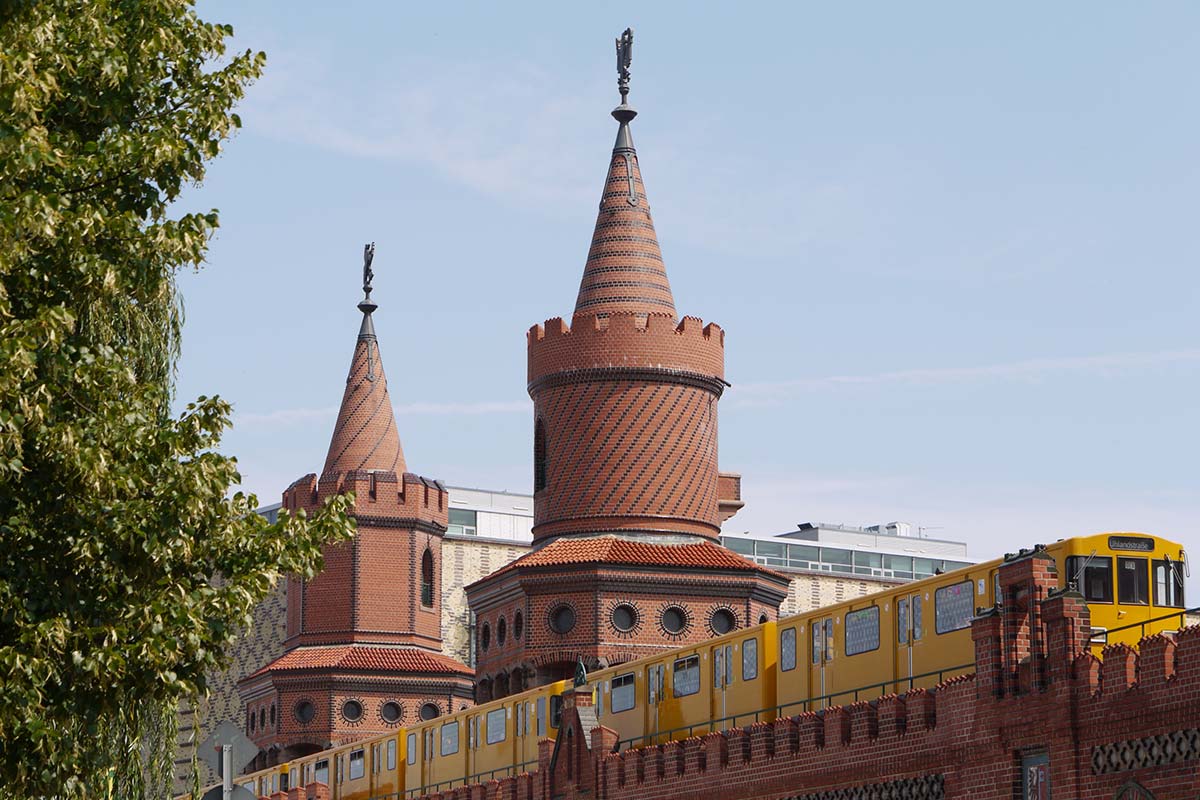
[615,27,634,106]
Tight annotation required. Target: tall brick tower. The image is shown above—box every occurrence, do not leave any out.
[466,30,788,700]
[239,250,474,766]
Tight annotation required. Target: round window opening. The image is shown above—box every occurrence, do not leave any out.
[612,603,638,632]
[420,703,441,721]
[661,607,687,634]
[498,617,507,645]
[380,701,402,724]
[550,604,576,634]
[342,699,363,723]
[513,611,524,640]
[711,609,736,635]
[758,613,769,625]
[294,700,315,724]
[481,622,491,651]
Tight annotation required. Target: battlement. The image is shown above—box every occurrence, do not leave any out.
[527,311,725,389]
[281,469,448,528]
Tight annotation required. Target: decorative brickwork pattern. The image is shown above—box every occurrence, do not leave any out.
[1091,730,1200,775]
[321,320,405,476]
[786,774,945,800]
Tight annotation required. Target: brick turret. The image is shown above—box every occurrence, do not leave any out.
[238,258,473,765]
[466,33,788,697]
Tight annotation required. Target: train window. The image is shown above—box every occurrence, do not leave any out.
[387,740,396,771]
[825,619,834,660]
[516,702,524,735]
[550,694,563,728]
[537,696,546,736]
[648,664,665,704]
[673,655,701,697]
[348,749,364,780]
[440,721,459,756]
[1118,558,1149,605]
[280,771,289,792]
[406,734,416,766]
[1066,556,1113,603]
[372,744,380,774]
[1153,559,1185,607]
[743,637,758,680]
[845,606,880,656]
[812,624,821,665]
[898,598,909,644]
[612,673,636,712]
[912,596,923,640]
[486,708,506,744]
[935,581,974,634]
[780,627,797,672]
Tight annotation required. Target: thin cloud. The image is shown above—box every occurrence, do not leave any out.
[236,400,527,430]
[732,348,1200,407]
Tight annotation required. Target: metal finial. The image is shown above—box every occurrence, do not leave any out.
[615,28,634,104]
[362,242,376,300]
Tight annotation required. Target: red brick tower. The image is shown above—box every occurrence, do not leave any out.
[239,252,474,765]
[466,31,788,699]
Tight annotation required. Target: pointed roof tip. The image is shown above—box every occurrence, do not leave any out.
[321,265,406,478]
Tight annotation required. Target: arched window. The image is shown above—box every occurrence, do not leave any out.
[421,549,434,607]
[534,418,547,492]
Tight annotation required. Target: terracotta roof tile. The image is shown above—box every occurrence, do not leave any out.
[478,535,785,583]
[247,645,470,680]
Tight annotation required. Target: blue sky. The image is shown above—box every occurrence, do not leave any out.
[180,3,1198,591]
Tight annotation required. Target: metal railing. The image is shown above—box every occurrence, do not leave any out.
[402,758,538,799]
[1089,605,1200,645]
[616,662,975,751]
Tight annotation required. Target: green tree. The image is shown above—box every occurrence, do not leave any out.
[0,2,354,797]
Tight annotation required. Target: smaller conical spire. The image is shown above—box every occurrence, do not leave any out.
[322,244,406,477]
[573,28,677,319]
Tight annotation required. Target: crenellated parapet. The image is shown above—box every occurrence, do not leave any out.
[282,469,448,531]
[527,312,725,394]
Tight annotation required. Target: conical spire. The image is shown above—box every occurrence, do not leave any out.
[573,28,676,319]
[322,245,406,476]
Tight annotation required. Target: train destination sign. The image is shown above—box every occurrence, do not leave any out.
[1108,535,1154,552]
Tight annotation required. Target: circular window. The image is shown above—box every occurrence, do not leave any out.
[294,700,315,724]
[710,608,736,635]
[661,606,688,634]
[758,613,769,625]
[550,604,576,634]
[513,611,524,639]
[380,701,402,724]
[420,703,440,721]
[342,699,363,723]
[498,617,507,645]
[611,603,638,632]
[269,704,276,725]
[481,622,491,651]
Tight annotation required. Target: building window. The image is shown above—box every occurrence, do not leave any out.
[549,604,576,634]
[447,508,477,536]
[269,704,275,726]
[672,655,700,697]
[1118,558,1149,604]
[1067,555,1113,603]
[758,613,769,625]
[259,708,265,730]
[513,611,524,640]
[294,700,315,724]
[341,699,363,723]
[611,603,638,633]
[845,606,880,655]
[709,608,736,635]
[420,702,440,721]
[611,673,636,713]
[421,549,435,607]
[1153,559,1186,607]
[380,701,402,724]
[534,418,547,492]
[481,622,491,651]
[661,606,688,635]
[249,710,256,732]
[935,581,974,634]
[498,616,507,645]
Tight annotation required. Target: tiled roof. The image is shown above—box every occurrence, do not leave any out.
[247,645,470,679]
[480,535,786,582]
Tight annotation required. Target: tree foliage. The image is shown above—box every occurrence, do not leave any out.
[0,2,354,796]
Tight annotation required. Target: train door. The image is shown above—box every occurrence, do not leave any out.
[809,616,835,707]
[897,591,924,690]
[711,642,733,729]
[647,663,665,743]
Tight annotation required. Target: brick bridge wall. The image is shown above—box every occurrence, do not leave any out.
[400,549,1200,800]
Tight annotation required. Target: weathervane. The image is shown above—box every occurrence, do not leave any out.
[615,27,634,105]
[362,242,376,300]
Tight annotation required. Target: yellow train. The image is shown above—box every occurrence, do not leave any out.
[212,531,1189,799]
